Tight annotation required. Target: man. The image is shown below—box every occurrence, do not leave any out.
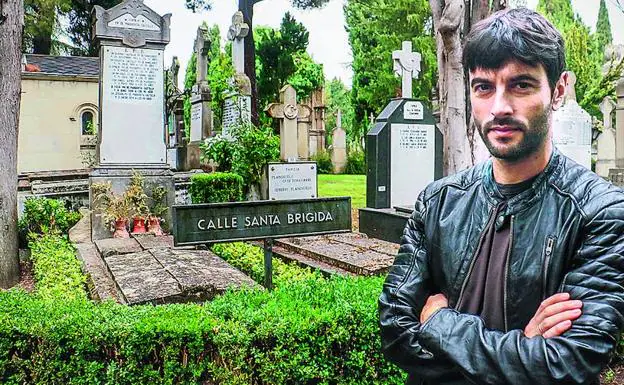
[379,7,624,385]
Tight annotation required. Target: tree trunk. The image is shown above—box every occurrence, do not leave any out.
[240,0,260,126]
[430,0,472,174]
[0,0,23,288]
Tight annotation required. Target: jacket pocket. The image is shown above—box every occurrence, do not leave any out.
[542,235,556,298]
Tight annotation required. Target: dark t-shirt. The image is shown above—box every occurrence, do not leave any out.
[456,175,537,330]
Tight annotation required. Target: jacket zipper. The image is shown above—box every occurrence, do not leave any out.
[542,236,555,298]
[503,215,514,332]
[456,206,498,309]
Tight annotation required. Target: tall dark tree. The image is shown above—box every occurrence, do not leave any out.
[66,0,122,56]
[255,13,309,108]
[595,0,612,49]
[0,0,24,287]
[238,0,329,125]
[23,0,71,54]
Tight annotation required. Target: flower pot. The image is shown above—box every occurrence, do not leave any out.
[131,217,147,234]
[148,217,164,236]
[113,219,129,238]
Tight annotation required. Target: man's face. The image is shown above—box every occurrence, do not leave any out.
[470,60,563,162]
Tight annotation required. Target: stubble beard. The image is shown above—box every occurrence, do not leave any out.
[476,103,551,162]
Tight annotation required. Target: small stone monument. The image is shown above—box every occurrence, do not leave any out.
[609,76,624,185]
[222,11,252,136]
[265,84,312,161]
[359,42,442,243]
[187,26,213,170]
[331,110,347,173]
[90,0,175,240]
[596,97,616,178]
[552,72,592,169]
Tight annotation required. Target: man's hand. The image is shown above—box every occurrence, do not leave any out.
[524,292,582,338]
[420,293,448,324]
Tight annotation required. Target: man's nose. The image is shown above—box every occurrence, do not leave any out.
[490,90,513,117]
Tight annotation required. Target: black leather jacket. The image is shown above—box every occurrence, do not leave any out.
[379,149,624,385]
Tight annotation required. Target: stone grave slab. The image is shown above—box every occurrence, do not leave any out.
[134,234,174,250]
[275,233,397,275]
[95,237,142,258]
[106,251,181,304]
[152,249,257,295]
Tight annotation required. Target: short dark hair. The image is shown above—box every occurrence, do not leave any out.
[462,8,565,90]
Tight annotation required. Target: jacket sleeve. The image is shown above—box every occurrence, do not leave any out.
[378,192,458,380]
[416,196,624,384]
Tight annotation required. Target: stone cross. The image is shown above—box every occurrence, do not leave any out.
[170,56,180,89]
[194,26,210,84]
[600,97,616,130]
[265,84,311,161]
[227,11,249,74]
[392,41,421,99]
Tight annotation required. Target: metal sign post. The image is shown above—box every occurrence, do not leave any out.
[263,238,273,290]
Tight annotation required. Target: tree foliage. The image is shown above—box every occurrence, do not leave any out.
[23,0,72,54]
[255,12,320,110]
[595,0,613,48]
[537,0,616,118]
[65,0,122,56]
[345,0,437,142]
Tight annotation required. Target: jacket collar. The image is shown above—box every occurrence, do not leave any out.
[482,145,563,213]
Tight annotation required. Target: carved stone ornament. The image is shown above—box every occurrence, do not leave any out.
[227,11,250,41]
[284,104,299,120]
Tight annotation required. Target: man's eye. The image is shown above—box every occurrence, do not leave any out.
[514,82,531,89]
[474,84,491,92]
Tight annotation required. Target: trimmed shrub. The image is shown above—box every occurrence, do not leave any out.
[189,172,244,204]
[311,149,333,174]
[0,277,404,384]
[345,150,366,175]
[211,242,322,286]
[18,197,81,246]
[29,234,87,301]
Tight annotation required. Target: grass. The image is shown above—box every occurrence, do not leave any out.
[318,174,366,209]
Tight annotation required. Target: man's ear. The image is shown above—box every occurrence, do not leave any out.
[551,71,568,111]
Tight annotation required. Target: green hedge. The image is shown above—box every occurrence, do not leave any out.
[0,277,404,384]
[29,235,87,301]
[345,150,366,175]
[18,197,81,247]
[189,172,244,204]
[211,242,322,286]
[311,150,333,174]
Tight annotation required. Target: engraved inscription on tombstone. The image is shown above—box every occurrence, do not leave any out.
[108,13,160,31]
[100,46,166,165]
[267,162,317,200]
[190,103,203,142]
[390,123,435,207]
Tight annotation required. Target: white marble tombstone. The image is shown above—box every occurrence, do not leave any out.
[552,72,592,169]
[596,97,617,177]
[331,110,347,173]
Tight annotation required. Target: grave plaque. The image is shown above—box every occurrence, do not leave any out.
[100,46,165,164]
[222,95,251,136]
[267,161,317,200]
[172,197,351,245]
[390,123,435,207]
[190,103,203,142]
[108,13,160,31]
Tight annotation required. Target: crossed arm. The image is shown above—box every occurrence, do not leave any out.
[379,194,624,384]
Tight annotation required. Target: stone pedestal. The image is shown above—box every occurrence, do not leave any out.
[90,167,174,241]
